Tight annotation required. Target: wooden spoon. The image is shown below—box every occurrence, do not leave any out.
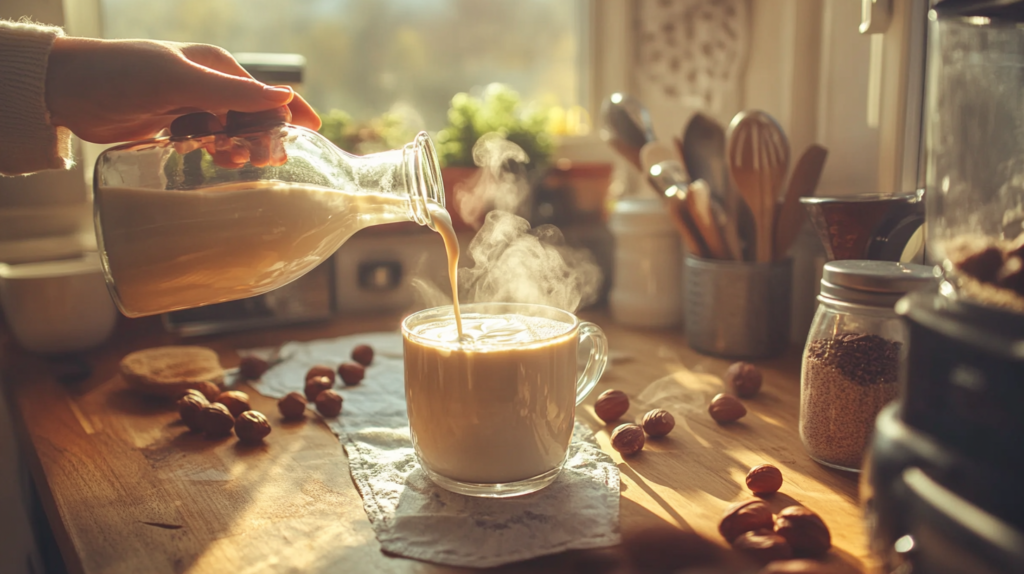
[773,145,828,260]
[684,179,734,260]
[726,111,791,263]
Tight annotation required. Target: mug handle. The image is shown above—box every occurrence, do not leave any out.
[575,322,609,405]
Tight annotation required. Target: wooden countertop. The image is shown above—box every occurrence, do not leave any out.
[2,312,875,574]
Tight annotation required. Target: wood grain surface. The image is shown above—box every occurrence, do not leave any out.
[2,313,876,574]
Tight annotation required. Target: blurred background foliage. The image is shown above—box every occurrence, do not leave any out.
[319,83,556,169]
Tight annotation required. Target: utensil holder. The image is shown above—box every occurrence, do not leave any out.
[684,256,792,359]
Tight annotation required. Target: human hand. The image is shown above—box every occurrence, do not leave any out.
[45,37,321,144]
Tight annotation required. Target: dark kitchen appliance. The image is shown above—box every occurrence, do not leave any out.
[863,2,1024,573]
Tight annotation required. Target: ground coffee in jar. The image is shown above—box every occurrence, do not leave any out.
[801,333,901,469]
[799,261,934,471]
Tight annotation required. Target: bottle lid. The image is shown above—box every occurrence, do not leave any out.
[820,260,937,307]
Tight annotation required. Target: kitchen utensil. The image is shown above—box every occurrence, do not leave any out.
[640,142,727,257]
[773,144,828,260]
[680,113,751,261]
[681,113,730,207]
[685,179,733,260]
[598,93,656,171]
[638,141,679,173]
[727,110,791,262]
[800,190,925,261]
[0,253,117,354]
[646,160,711,257]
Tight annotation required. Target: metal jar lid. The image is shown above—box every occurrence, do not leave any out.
[819,260,937,307]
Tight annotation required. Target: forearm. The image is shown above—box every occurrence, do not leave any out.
[0,20,73,176]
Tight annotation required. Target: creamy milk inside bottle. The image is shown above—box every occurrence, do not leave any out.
[97,180,423,317]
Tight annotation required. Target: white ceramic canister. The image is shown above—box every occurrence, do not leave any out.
[0,252,117,354]
[608,197,682,327]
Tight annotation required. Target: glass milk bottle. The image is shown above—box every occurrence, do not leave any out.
[92,108,444,317]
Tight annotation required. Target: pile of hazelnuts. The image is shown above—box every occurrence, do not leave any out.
[176,344,375,444]
[708,361,763,424]
[594,390,675,455]
[272,344,374,422]
[177,388,270,444]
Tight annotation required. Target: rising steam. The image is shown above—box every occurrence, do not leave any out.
[412,133,602,313]
[460,211,602,312]
[455,132,532,225]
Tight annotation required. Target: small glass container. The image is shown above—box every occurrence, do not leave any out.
[799,261,934,472]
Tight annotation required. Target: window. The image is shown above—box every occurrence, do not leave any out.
[100,0,588,130]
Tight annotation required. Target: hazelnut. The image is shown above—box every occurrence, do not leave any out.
[351,344,374,366]
[179,388,207,402]
[709,393,746,423]
[337,362,365,386]
[238,356,270,379]
[594,389,630,423]
[304,375,333,401]
[199,403,235,437]
[610,423,645,455]
[774,506,831,557]
[641,409,675,437]
[215,390,251,418]
[278,392,307,420]
[235,411,271,444]
[305,365,336,385]
[725,362,763,398]
[718,499,774,542]
[758,559,841,573]
[177,393,209,432]
[732,529,793,565]
[315,390,343,417]
[194,381,222,401]
[746,464,784,495]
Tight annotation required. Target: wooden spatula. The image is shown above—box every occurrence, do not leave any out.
[773,145,828,260]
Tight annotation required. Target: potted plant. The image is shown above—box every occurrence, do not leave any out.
[433,83,555,229]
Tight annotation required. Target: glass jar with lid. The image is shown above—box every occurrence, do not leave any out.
[799,261,934,472]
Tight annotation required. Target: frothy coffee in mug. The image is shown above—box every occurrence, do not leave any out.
[403,312,578,484]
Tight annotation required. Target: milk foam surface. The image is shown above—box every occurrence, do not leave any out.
[409,313,573,349]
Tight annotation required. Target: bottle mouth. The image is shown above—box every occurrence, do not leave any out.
[409,131,445,230]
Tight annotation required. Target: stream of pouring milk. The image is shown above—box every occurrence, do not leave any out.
[427,203,463,337]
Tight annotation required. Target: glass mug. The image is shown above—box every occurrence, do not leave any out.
[402,303,609,498]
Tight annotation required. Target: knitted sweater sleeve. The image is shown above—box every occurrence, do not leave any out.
[0,20,73,176]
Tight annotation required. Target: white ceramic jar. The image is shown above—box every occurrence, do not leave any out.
[608,198,682,327]
[0,253,117,354]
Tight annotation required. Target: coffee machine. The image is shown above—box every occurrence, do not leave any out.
[864,2,1024,573]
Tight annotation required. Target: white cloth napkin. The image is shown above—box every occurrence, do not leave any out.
[248,331,621,568]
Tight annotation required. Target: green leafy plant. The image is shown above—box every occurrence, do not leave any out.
[435,83,554,169]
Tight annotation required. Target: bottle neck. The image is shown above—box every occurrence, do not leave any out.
[348,131,445,230]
